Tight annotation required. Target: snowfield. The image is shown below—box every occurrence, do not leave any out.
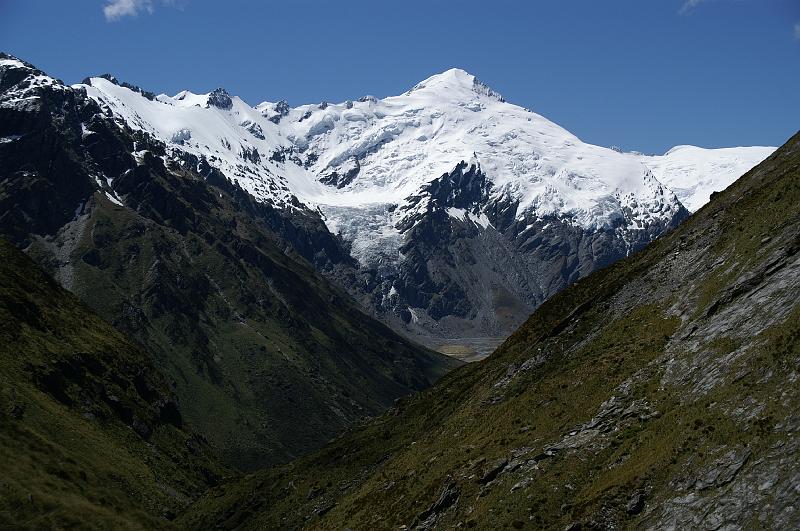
[642,145,775,212]
[78,68,774,266]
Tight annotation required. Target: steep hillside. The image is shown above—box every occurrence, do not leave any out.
[0,53,459,471]
[0,238,225,528]
[185,132,800,529]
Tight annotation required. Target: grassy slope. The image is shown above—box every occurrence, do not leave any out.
[184,133,800,529]
[0,238,226,529]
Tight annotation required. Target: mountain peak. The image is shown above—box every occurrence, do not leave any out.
[84,74,157,100]
[421,67,475,85]
[0,52,30,70]
[407,68,504,101]
[207,87,233,110]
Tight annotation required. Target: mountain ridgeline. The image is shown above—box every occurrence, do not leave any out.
[0,53,459,471]
[185,132,800,529]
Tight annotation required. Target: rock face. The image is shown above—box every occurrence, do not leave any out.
[362,161,689,342]
[184,132,800,530]
[0,52,459,471]
[206,87,233,110]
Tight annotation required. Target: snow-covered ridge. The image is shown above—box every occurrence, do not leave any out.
[407,68,505,101]
[279,69,672,227]
[0,56,68,111]
[80,76,325,210]
[73,67,775,265]
[0,58,26,69]
[642,145,775,212]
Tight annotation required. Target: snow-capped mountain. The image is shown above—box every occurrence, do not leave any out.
[76,66,774,347]
[278,69,677,264]
[81,70,771,261]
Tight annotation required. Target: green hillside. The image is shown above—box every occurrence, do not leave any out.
[185,133,800,529]
[0,238,225,528]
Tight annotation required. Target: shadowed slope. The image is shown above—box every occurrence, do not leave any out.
[0,238,225,528]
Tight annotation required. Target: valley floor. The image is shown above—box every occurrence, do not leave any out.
[431,337,507,362]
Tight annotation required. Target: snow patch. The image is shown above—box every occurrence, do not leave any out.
[0,58,26,69]
[105,192,123,206]
[446,207,492,229]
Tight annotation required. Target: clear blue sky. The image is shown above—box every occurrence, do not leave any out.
[1,0,798,153]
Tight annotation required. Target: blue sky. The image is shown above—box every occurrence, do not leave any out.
[1,0,798,153]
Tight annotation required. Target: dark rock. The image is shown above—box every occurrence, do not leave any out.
[266,99,291,124]
[413,481,459,528]
[239,145,261,164]
[626,491,645,515]
[207,88,233,110]
[320,157,360,189]
[8,402,25,420]
[478,459,509,485]
[315,502,335,516]
[240,120,265,140]
[307,485,324,500]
